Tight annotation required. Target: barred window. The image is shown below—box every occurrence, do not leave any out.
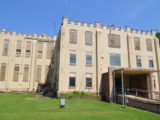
[25,41,31,58]
[109,53,121,66]
[69,77,76,87]
[149,59,154,68]
[36,65,41,82]
[136,56,141,67]
[70,29,77,44]
[108,34,120,48]
[146,39,152,51]
[85,31,92,46]
[23,65,29,82]
[15,41,22,57]
[13,64,20,82]
[37,42,43,59]
[0,63,7,81]
[70,54,76,64]
[86,78,92,87]
[134,37,140,50]
[46,43,54,59]
[86,55,92,66]
[2,39,9,56]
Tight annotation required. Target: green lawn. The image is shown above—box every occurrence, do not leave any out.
[0,93,159,120]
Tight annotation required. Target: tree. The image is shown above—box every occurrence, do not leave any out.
[156,32,160,45]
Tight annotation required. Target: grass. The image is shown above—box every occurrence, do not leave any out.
[0,93,160,120]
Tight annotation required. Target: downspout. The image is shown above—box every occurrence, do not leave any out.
[127,34,131,68]
[96,31,98,94]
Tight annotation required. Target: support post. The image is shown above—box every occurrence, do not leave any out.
[113,71,116,103]
[121,69,125,107]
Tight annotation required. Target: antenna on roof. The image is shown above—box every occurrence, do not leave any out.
[65,0,68,17]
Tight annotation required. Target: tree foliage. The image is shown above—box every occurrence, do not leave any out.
[156,32,160,40]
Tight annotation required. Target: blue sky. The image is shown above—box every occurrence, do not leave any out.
[0,0,159,36]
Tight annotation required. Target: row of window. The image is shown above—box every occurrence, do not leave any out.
[2,39,54,59]
[69,29,153,52]
[69,77,92,88]
[0,63,49,82]
[69,52,154,68]
[110,53,154,68]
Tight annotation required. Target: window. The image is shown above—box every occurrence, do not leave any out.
[108,34,120,48]
[0,63,7,81]
[136,56,141,67]
[45,65,49,79]
[13,64,20,82]
[69,77,76,87]
[146,39,152,51]
[2,39,9,56]
[149,59,154,68]
[86,55,92,66]
[109,53,121,66]
[86,78,92,87]
[134,37,140,50]
[36,65,41,82]
[70,54,76,64]
[46,43,54,59]
[37,42,43,59]
[23,65,29,82]
[70,29,77,44]
[25,41,31,58]
[15,41,22,57]
[85,31,92,46]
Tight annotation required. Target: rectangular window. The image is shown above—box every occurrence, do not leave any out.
[69,77,76,87]
[15,41,22,57]
[0,63,7,81]
[146,39,152,51]
[37,42,43,59]
[149,59,154,68]
[136,56,141,67]
[25,41,31,58]
[134,37,140,50]
[86,55,92,66]
[86,78,92,87]
[108,34,120,48]
[13,64,20,82]
[2,39,9,56]
[85,31,92,46]
[36,65,41,82]
[109,53,121,66]
[70,29,77,44]
[70,54,76,65]
[23,65,29,82]
[46,43,54,59]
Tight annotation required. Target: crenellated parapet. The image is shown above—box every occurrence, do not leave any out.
[62,17,156,36]
[0,28,56,41]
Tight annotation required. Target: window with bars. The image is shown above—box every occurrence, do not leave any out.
[146,39,152,51]
[46,43,54,59]
[136,56,141,67]
[86,55,92,66]
[37,42,43,59]
[85,31,92,46]
[2,39,9,56]
[0,63,7,81]
[134,37,140,50]
[36,65,41,82]
[86,78,92,87]
[69,77,76,87]
[15,41,22,57]
[70,29,77,44]
[70,54,76,65]
[149,59,154,68]
[13,64,20,82]
[109,53,121,66]
[25,41,31,58]
[108,34,120,48]
[23,65,29,82]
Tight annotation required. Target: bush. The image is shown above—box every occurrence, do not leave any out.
[58,91,100,98]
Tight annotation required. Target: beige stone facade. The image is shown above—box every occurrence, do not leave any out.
[50,17,160,97]
[0,29,56,92]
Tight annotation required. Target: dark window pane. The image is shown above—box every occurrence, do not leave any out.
[136,58,141,67]
[149,60,154,68]
[69,77,76,87]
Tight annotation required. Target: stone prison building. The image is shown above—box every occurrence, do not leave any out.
[0,17,160,100]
